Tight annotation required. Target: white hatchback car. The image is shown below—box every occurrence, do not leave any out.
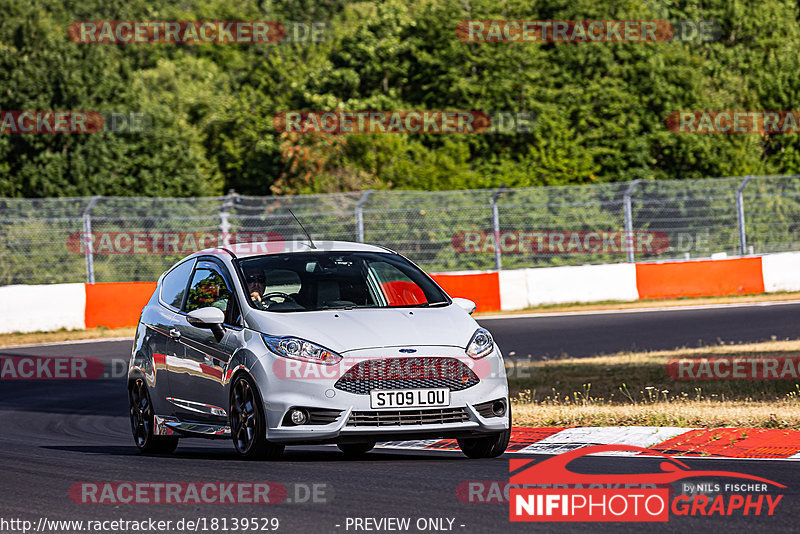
[128,241,510,459]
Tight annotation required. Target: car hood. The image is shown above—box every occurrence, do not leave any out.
[245,304,478,353]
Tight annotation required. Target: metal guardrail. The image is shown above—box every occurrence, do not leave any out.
[1,175,799,284]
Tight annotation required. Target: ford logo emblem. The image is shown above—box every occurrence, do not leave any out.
[399,348,417,353]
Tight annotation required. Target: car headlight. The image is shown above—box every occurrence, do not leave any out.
[262,335,342,365]
[466,328,494,359]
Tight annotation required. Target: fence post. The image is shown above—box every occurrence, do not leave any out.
[82,196,100,284]
[623,179,641,263]
[219,189,236,246]
[491,185,507,271]
[355,189,373,243]
[736,175,753,255]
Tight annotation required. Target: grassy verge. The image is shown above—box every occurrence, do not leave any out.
[508,340,800,429]
[477,291,800,317]
[0,327,136,348]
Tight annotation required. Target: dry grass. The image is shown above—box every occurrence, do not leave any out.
[508,340,800,429]
[477,291,800,317]
[0,327,136,348]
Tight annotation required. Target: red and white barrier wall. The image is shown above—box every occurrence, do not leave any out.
[498,253,798,310]
[762,251,800,292]
[0,283,86,333]
[498,263,639,308]
[2,252,800,334]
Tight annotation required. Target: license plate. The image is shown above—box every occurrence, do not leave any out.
[370,388,450,409]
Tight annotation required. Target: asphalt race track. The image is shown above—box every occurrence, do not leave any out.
[2,303,800,533]
[480,301,800,359]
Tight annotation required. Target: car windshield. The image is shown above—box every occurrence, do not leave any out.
[237,251,450,312]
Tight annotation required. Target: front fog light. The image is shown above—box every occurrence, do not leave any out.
[290,409,308,425]
[491,400,506,416]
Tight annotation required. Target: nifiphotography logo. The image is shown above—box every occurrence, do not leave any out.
[509,445,785,522]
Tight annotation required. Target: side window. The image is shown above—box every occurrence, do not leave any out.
[184,268,232,315]
[160,260,194,310]
[368,261,428,306]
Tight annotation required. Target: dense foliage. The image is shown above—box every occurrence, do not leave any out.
[1,0,799,197]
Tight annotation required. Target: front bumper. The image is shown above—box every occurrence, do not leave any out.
[252,345,509,444]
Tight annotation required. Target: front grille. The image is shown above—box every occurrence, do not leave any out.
[347,407,470,427]
[334,357,480,395]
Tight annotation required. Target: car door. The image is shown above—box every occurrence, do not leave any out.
[167,259,242,424]
[142,258,195,416]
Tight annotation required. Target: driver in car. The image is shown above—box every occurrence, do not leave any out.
[246,272,269,310]
[249,288,269,310]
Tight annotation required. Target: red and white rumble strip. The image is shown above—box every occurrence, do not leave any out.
[379,426,800,460]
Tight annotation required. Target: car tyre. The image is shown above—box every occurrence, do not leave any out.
[337,442,376,457]
[230,374,284,460]
[457,404,511,459]
[129,378,179,454]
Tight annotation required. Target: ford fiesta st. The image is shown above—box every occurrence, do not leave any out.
[128,241,510,460]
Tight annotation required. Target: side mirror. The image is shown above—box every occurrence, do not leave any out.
[187,307,226,341]
[452,297,477,315]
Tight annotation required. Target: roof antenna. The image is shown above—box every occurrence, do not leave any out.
[288,208,317,249]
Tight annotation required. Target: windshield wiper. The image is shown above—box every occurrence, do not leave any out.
[317,302,450,311]
[399,301,449,308]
